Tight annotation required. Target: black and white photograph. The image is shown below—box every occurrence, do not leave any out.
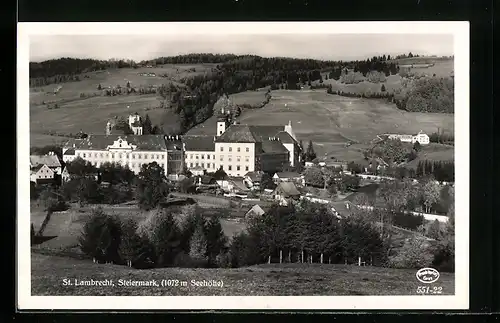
[17,22,469,310]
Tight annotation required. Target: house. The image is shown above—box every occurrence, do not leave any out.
[330,201,356,219]
[384,131,430,145]
[273,172,305,186]
[190,166,205,177]
[61,165,99,183]
[325,160,348,171]
[182,135,217,173]
[245,204,268,218]
[243,171,265,190]
[273,182,301,206]
[30,164,55,183]
[30,153,62,176]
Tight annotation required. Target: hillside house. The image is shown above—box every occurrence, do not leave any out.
[385,130,430,145]
[30,164,55,184]
[30,153,62,176]
[245,204,268,220]
[273,182,301,206]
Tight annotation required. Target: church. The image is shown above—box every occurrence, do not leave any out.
[62,94,301,178]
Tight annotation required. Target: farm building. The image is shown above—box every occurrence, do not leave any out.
[273,171,305,186]
[384,131,430,145]
[30,164,55,183]
[243,171,265,190]
[30,152,62,176]
[273,182,301,206]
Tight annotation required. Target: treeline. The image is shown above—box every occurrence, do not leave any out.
[394,77,454,113]
[30,58,137,87]
[416,160,454,182]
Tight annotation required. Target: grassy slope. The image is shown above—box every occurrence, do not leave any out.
[29,65,215,147]
[194,89,453,162]
[31,253,454,296]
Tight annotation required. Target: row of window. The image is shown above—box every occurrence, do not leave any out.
[220,147,250,152]
[187,154,215,160]
[189,162,216,169]
[77,152,166,160]
[220,165,249,172]
[220,156,250,162]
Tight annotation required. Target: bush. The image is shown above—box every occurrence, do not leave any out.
[118,218,155,268]
[388,237,433,269]
[78,208,122,263]
[392,212,424,231]
[215,251,232,268]
[431,239,454,272]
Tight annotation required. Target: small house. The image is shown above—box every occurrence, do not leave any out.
[30,153,62,175]
[243,171,265,190]
[273,182,301,206]
[30,164,55,183]
[245,204,268,220]
[273,172,304,186]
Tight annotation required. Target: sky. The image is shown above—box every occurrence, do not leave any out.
[29,34,454,62]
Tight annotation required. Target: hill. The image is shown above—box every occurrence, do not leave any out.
[31,252,454,296]
[189,90,454,162]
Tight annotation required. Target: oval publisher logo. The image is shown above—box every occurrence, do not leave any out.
[416,268,440,284]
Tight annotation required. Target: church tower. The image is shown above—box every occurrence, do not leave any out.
[217,114,228,136]
[106,120,113,135]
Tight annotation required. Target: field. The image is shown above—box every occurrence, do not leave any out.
[31,252,454,296]
[320,58,454,96]
[29,64,216,147]
[191,90,454,162]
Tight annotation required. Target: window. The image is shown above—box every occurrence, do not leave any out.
[111,153,114,159]
[132,163,136,168]
[237,147,240,152]
[94,153,98,158]
[219,131,222,135]
[162,155,165,159]
[220,147,224,152]
[201,155,204,159]
[83,153,86,158]
[77,152,80,157]
[201,163,204,168]
[237,157,241,162]
[126,154,129,159]
[206,163,210,169]
[190,163,193,167]
[236,165,240,171]
[220,165,224,170]
[196,163,199,167]
[106,153,109,158]
[138,154,141,159]
[228,156,232,162]
[212,163,215,169]
[229,147,232,152]
[246,147,249,152]
[196,155,199,159]
[100,153,103,158]
[132,154,135,159]
[228,165,232,171]
[207,155,210,160]
[119,153,122,158]
[220,156,224,161]
[156,154,160,159]
[245,166,249,171]
[145,154,148,159]
[245,157,249,162]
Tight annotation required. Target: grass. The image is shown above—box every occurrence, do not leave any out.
[405,143,454,168]
[192,89,453,161]
[29,65,215,147]
[31,252,454,296]
[229,89,269,106]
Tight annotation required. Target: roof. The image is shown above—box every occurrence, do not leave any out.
[182,135,215,152]
[244,171,265,182]
[275,131,296,144]
[245,204,266,217]
[31,164,51,172]
[200,175,216,184]
[63,135,169,151]
[248,125,285,141]
[274,171,302,179]
[261,140,289,154]
[30,155,61,168]
[275,182,301,197]
[330,201,356,217]
[216,125,257,143]
[63,148,75,156]
[230,178,250,192]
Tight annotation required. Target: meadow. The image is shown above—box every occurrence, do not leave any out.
[31,252,454,296]
[190,89,454,162]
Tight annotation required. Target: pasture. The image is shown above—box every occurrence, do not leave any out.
[204,90,454,161]
[229,89,269,106]
[31,252,454,296]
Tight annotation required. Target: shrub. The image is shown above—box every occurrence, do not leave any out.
[189,222,208,264]
[432,238,454,272]
[78,208,122,263]
[215,251,232,268]
[388,237,433,269]
[119,218,155,268]
[392,212,424,231]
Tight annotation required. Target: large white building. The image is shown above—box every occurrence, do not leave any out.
[385,131,430,145]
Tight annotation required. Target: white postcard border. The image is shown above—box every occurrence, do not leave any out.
[17,21,469,310]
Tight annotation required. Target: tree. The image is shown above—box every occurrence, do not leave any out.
[426,219,443,240]
[388,237,433,269]
[126,81,131,88]
[97,83,102,90]
[381,84,386,92]
[78,207,122,263]
[305,140,317,162]
[142,114,153,135]
[65,157,97,179]
[204,216,228,266]
[135,162,169,210]
[114,116,134,135]
[189,221,208,264]
[118,218,155,268]
[303,166,324,187]
[422,179,441,213]
[413,141,422,152]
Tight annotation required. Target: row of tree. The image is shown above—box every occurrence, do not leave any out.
[394,76,454,113]
[415,160,454,182]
